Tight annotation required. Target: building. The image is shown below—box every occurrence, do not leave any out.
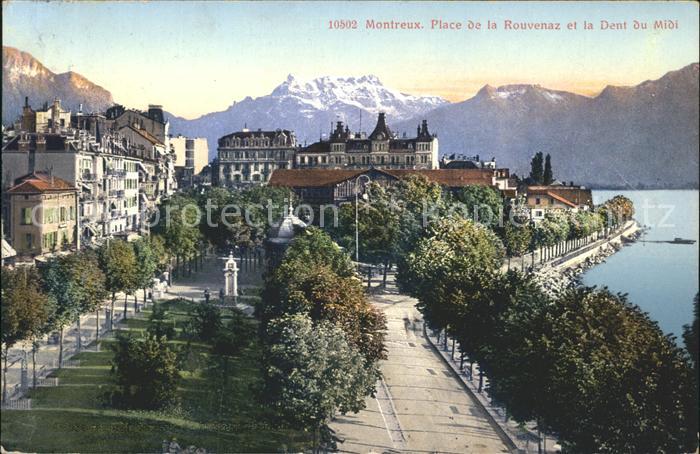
[2,107,177,246]
[439,153,498,170]
[216,128,297,187]
[19,97,72,133]
[525,184,594,221]
[104,104,169,144]
[6,172,78,257]
[170,135,209,188]
[294,113,439,170]
[268,167,515,206]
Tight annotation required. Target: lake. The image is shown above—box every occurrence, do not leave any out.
[582,190,699,339]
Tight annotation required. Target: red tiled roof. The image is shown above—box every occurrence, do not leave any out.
[384,169,494,187]
[269,169,364,187]
[545,191,577,208]
[7,172,76,194]
[268,168,496,189]
[526,185,592,207]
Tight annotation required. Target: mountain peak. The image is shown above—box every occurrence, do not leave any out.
[2,46,113,123]
[267,73,447,120]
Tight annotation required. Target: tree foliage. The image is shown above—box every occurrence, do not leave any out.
[454,185,503,228]
[1,266,52,348]
[543,153,554,185]
[110,333,180,410]
[529,152,544,184]
[262,227,386,362]
[98,239,139,298]
[262,314,379,437]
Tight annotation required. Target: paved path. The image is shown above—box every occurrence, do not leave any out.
[331,280,512,453]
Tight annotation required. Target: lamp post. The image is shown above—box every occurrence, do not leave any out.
[354,174,371,269]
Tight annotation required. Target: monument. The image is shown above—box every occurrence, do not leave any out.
[222,252,239,300]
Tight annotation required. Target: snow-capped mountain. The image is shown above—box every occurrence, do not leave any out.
[166,74,448,157]
[2,44,697,187]
[2,46,113,124]
[396,63,699,188]
[270,74,446,120]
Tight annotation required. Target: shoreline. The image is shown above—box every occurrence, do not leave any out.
[534,221,644,297]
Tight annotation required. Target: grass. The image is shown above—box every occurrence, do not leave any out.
[1,299,311,453]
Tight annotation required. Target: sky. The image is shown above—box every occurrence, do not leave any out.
[3,1,698,118]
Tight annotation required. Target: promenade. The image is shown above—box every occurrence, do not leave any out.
[331,276,513,453]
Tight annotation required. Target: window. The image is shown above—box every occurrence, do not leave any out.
[60,207,67,222]
[535,198,541,205]
[25,233,33,249]
[43,207,58,224]
[21,207,32,225]
[42,231,58,250]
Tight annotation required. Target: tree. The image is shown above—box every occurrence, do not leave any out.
[683,293,699,372]
[531,288,698,453]
[503,221,532,271]
[149,234,170,273]
[98,239,138,326]
[147,304,176,340]
[529,152,544,184]
[398,217,504,339]
[152,194,202,277]
[39,256,83,367]
[71,251,108,348]
[263,314,379,452]
[133,237,158,309]
[264,261,386,363]
[188,303,223,342]
[454,185,503,229]
[597,195,635,231]
[209,309,256,414]
[543,153,554,185]
[329,183,400,286]
[110,333,180,409]
[1,266,51,402]
[263,227,386,363]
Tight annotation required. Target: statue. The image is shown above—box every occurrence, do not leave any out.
[221,251,239,300]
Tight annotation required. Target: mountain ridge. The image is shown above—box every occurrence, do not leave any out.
[2,45,697,187]
[2,46,113,122]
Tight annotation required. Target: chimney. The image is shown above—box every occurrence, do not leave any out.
[36,134,46,152]
[24,96,29,108]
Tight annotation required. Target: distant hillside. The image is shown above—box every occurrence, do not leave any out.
[395,63,699,188]
[3,44,697,188]
[2,46,113,123]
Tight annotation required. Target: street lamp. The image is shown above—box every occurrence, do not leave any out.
[354,174,371,269]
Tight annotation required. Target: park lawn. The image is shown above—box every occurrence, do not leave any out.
[1,299,311,453]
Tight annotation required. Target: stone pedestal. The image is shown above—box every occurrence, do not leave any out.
[222,253,239,300]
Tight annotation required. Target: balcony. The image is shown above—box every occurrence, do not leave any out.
[80,172,97,182]
[105,169,126,178]
[109,189,125,198]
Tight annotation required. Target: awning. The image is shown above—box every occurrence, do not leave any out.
[1,238,17,259]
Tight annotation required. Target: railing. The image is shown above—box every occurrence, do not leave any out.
[1,398,31,410]
[80,172,97,182]
[109,189,125,198]
[106,169,127,178]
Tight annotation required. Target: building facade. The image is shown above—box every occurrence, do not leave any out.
[216,128,297,187]
[295,113,439,170]
[2,101,178,249]
[525,184,594,221]
[19,97,72,133]
[171,135,209,188]
[6,172,78,257]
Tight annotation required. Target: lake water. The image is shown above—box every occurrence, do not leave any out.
[582,190,699,339]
